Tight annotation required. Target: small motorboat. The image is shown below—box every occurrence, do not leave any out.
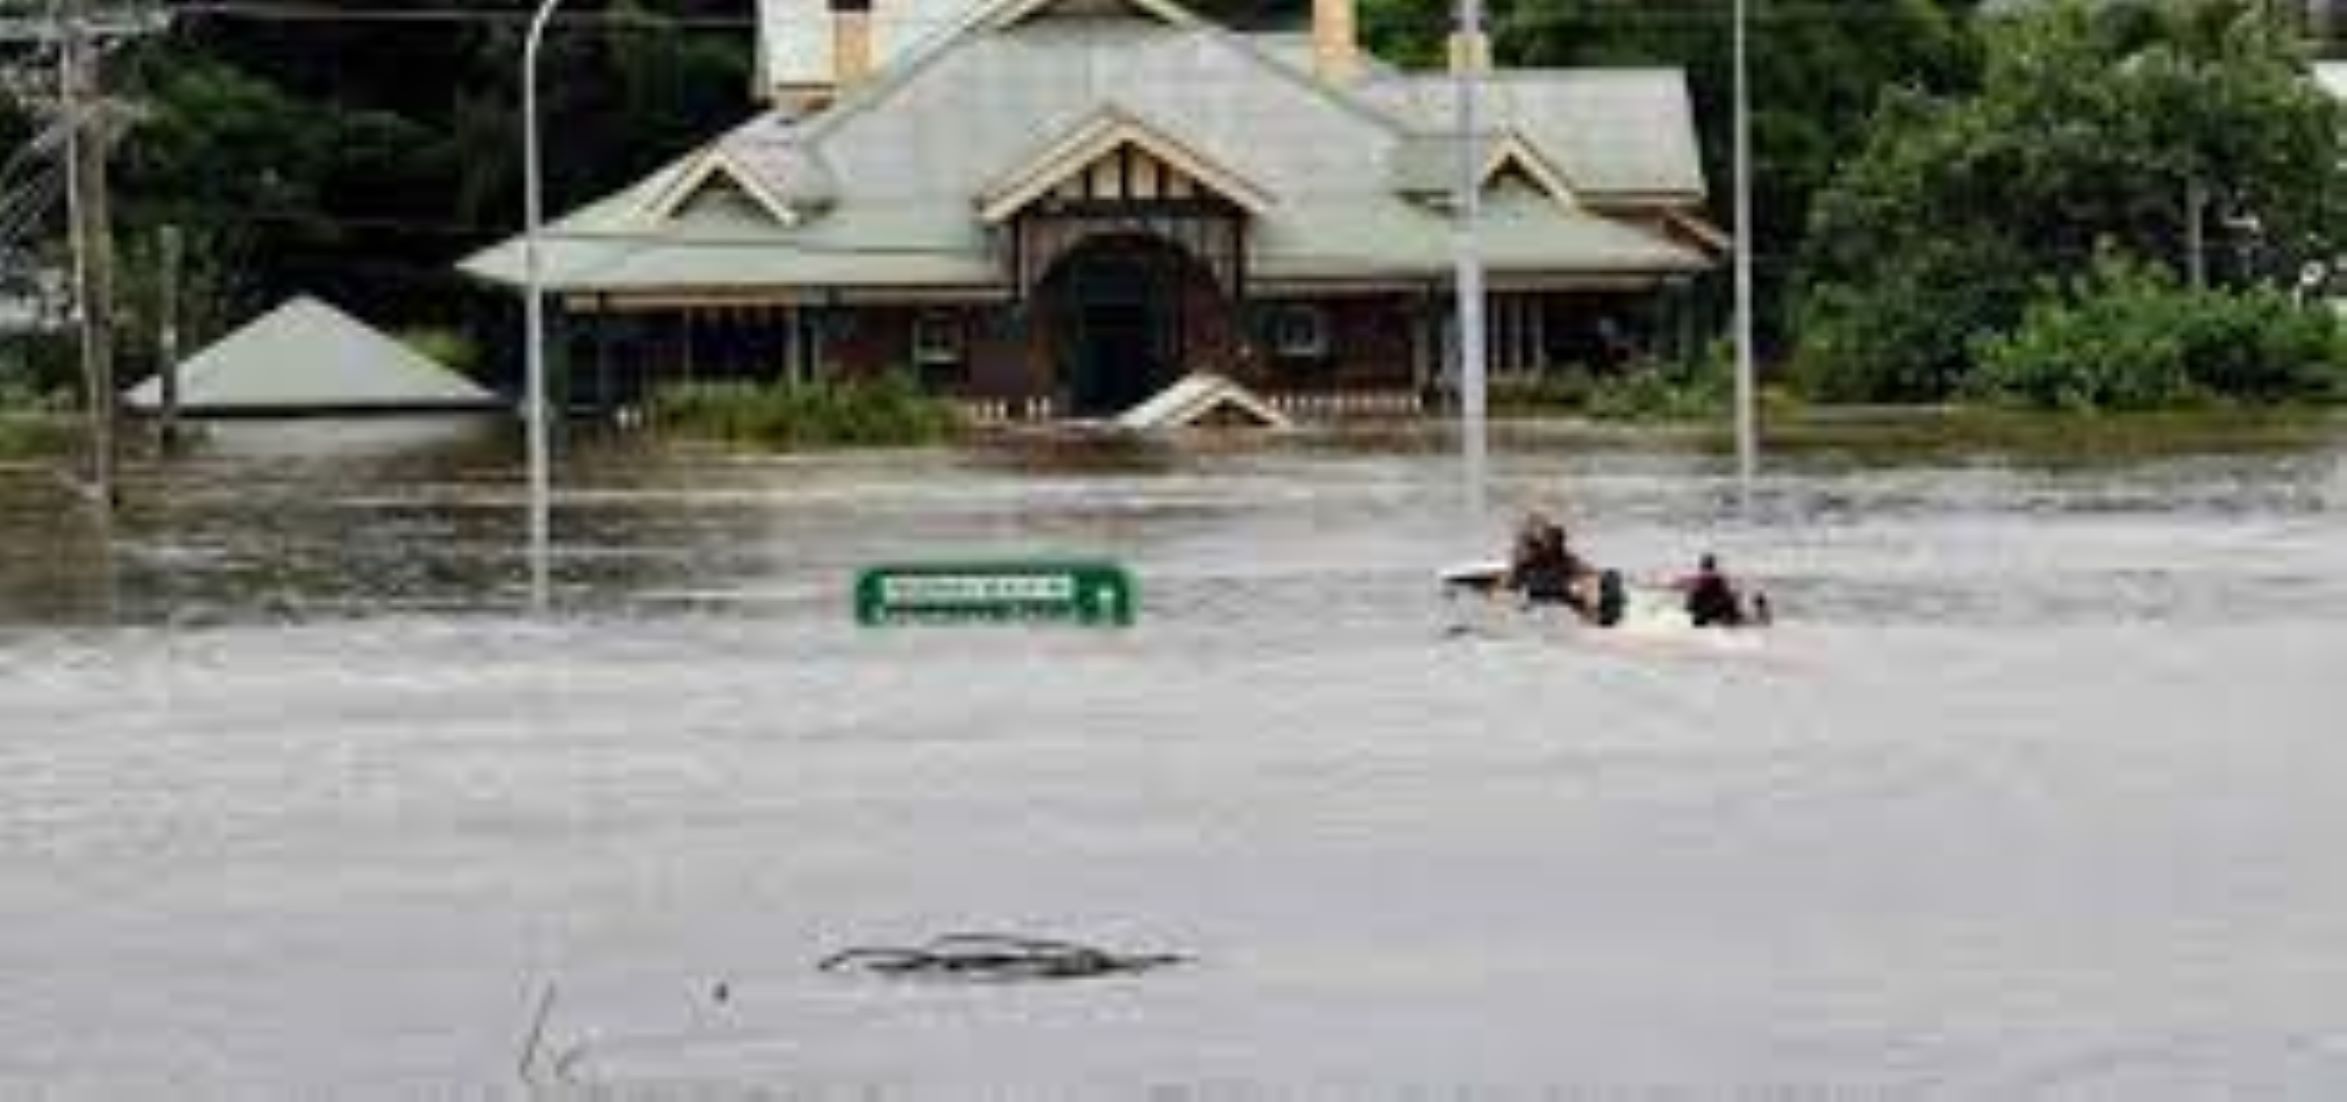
[1440,560,1772,637]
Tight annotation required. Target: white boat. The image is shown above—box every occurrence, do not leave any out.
[1440,559,1771,645]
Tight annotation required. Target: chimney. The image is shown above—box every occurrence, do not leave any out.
[832,0,874,88]
[1312,0,1360,83]
[1446,29,1490,74]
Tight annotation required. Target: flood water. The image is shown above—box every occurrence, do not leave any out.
[2,416,2344,1097]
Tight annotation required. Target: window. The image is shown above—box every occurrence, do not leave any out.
[1266,304,1329,360]
[912,311,965,365]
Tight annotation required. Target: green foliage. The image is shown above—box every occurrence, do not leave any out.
[1793,233,2038,402]
[1490,370,1596,414]
[1798,0,2347,401]
[395,328,483,380]
[1583,352,1735,422]
[652,374,965,450]
[0,413,72,460]
[1462,0,1985,354]
[105,2,752,348]
[1969,254,2347,411]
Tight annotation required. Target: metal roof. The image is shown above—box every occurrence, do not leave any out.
[2317,61,2347,103]
[1357,71,1709,199]
[464,0,1712,296]
[124,297,495,414]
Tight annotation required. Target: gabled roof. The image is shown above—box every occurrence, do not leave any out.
[978,106,1275,222]
[1359,70,1707,200]
[2317,61,2347,103]
[125,297,495,414]
[646,151,801,225]
[1388,129,1581,208]
[463,0,1714,295]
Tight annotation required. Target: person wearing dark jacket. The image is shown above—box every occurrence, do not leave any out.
[1505,515,1600,618]
[1679,553,1747,628]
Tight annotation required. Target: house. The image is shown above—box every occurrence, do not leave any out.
[124,296,497,416]
[460,0,1721,418]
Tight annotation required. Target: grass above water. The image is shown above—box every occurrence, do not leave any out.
[0,414,74,461]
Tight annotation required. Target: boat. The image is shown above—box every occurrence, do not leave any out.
[1440,560,1771,638]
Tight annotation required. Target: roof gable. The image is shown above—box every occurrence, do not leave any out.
[647,151,801,226]
[1360,70,1707,201]
[1485,133,1577,207]
[979,108,1274,222]
[125,297,494,413]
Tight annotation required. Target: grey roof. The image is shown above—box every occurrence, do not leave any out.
[1357,71,1709,199]
[758,0,983,93]
[1243,30,1399,82]
[125,297,495,414]
[464,0,1711,295]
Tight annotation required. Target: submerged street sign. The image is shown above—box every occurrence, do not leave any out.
[855,561,1136,627]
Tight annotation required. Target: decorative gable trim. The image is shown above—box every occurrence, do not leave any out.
[977,108,1274,223]
[645,151,800,225]
[1483,133,1579,210]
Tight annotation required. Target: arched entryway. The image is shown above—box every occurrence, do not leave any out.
[1036,233,1232,417]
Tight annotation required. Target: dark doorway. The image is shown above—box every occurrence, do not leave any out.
[1043,236,1200,417]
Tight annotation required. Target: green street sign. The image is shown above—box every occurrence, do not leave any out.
[855,560,1137,627]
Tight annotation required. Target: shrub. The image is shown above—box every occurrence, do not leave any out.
[1969,256,2347,411]
[395,327,483,379]
[1583,350,1733,422]
[0,414,73,459]
[652,372,963,450]
[1489,369,1594,414]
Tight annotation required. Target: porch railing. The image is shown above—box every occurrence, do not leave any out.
[954,388,1425,425]
[956,394,1063,424]
[1262,389,1423,420]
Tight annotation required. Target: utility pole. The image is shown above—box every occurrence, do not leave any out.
[2,3,167,508]
[63,2,117,509]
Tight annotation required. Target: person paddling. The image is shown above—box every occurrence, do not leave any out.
[1677,552,1760,628]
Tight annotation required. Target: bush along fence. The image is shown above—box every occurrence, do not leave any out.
[650,373,963,449]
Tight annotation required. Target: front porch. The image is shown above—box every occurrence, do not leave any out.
[541,258,1709,423]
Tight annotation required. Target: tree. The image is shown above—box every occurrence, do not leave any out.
[106,1,752,359]
[1365,0,1983,355]
[1797,0,2347,401]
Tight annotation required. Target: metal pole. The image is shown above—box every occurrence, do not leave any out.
[522,0,561,614]
[1453,0,1489,530]
[63,1,116,513]
[157,223,180,452]
[1731,0,1758,507]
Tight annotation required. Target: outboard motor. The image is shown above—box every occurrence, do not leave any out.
[1596,569,1627,628]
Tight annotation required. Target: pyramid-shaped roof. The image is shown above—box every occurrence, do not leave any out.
[126,297,496,415]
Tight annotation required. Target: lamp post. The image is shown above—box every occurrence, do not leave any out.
[522,0,561,613]
[1731,0,1758,507]
[1453,0,1489,530]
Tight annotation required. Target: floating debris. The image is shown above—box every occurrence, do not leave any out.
[819,933,1187,983]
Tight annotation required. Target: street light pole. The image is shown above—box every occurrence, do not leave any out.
[522,0,561,614]
[1731,0,1758,507]
[1453,0,1489,531]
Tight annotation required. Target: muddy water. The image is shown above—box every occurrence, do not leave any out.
[1,416,2343,1096]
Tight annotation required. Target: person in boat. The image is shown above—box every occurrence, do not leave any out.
[1678,552,1756,628]
[1503,514,1604,619]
